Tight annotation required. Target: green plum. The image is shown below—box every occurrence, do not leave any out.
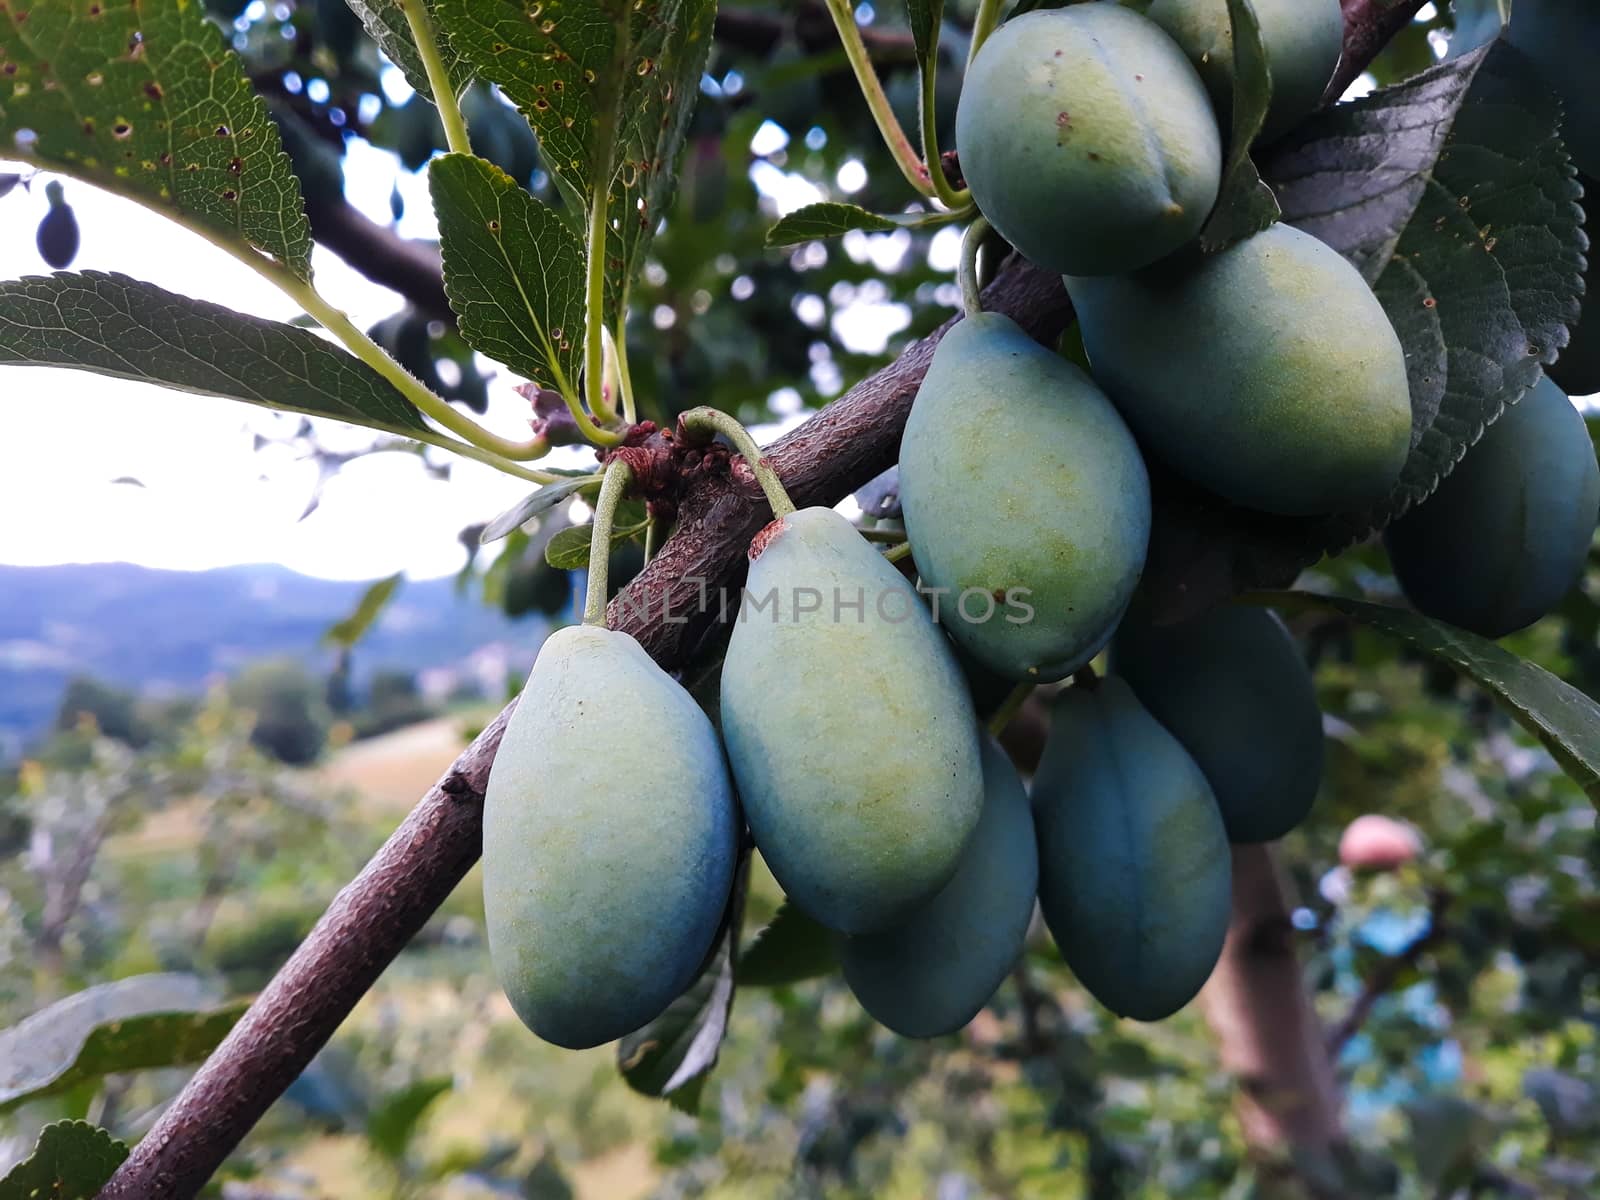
[483,625,738,1049]
[720,507,984,934]
[1112,605,1324,843]
[839,737,1038,1038]
[1147,0,1344,143]
[955,4,1222,276]
[1033,677,1231,1021]
[1066,222,1413,516]
[1383,375,1600,638]
[899,312,1151,681]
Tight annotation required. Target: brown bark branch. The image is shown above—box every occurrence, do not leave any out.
[1198,846,1343,1179]
[100,0,1421,1187]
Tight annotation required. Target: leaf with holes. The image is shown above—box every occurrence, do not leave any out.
[0,1121,127,1200]
[343,0,472,100]
[0,0,311,278]
[766,202,903,247]
[0,272,430,438]
[436,0,716,327]
[1137,42,1585,621]
[1261,592,1600,804]
[0,974,225,1113]
[431,153,586,395]
[1197,0,1280,252]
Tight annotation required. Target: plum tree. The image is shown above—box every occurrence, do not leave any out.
[838,737,1038,1038]
[1383,375,1600,639]
[955,4,1222,276]
[1113,605,1324,844]
[720,507,983,934]
[1147,0,1343,142]
[1032,677,1232,1022]
[899,312,1151,682]
[482,625,737,1049]
[1066,223,1413,516]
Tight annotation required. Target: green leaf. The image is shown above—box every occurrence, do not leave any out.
[766,202,903,247]
[1140,43,1586,620]
[1198,0,1280,252]
[1261,592,1600,805]
[324,573,406,650]
[617,857,747,1113]
[437,0,716,325]
[0,974,226,1113]
[0,272,429,438]
[0,1121,127,1200]
[480,477,594,545]
[343,0,472,101]
[0,0,312,279]
[905,0,941,77]
[365,1076,453,1162]
[738,902,837,987]
[430,153,586,394]
[544,520,643,570]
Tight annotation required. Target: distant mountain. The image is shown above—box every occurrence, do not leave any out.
[0,562,543,753]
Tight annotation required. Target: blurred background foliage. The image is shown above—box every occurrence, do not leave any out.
[4,0,1599,1197]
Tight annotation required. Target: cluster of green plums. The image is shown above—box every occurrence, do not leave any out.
[478,0,1600,1051]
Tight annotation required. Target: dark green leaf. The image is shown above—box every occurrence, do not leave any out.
[738,901,837,987]
[324,573,406,649]
[0,973,225,1112]
[480,477,595,545]
[617,857,747,1113]
[0,272,429,438]
[364,1076,453,1162]
[0,0,312,278]
[1198,0,1280,252]
[0,1121,127,1200]
[438,0,717,325]
[1141,43,1586,620]
[766,202,903,247]
[1261,592,1600,804]
[430,154,586,393]
[544,520,642,570]
[344,0,472,100]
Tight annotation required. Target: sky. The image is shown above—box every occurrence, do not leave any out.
[0,95,923,581]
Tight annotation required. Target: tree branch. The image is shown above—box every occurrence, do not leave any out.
[1325,889,1450,1056]
[1198,846,1344,1194]
[99,1,1424,1188]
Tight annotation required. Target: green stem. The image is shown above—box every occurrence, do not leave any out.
[614,309,638,426]
[958,216,990,318]
[411,429,562,483]
[987,682,1035,737]
[400,0,471,157]
[679,407,796,518]
[966,0,1005,73]
[856,525,909,543]
[822,0,933,197]
[593,326,620,425]
[285,278,557,459]
[643,515,658,563]
[583,459,634,627]
[884,540,913,563]
[920,53,969,209]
